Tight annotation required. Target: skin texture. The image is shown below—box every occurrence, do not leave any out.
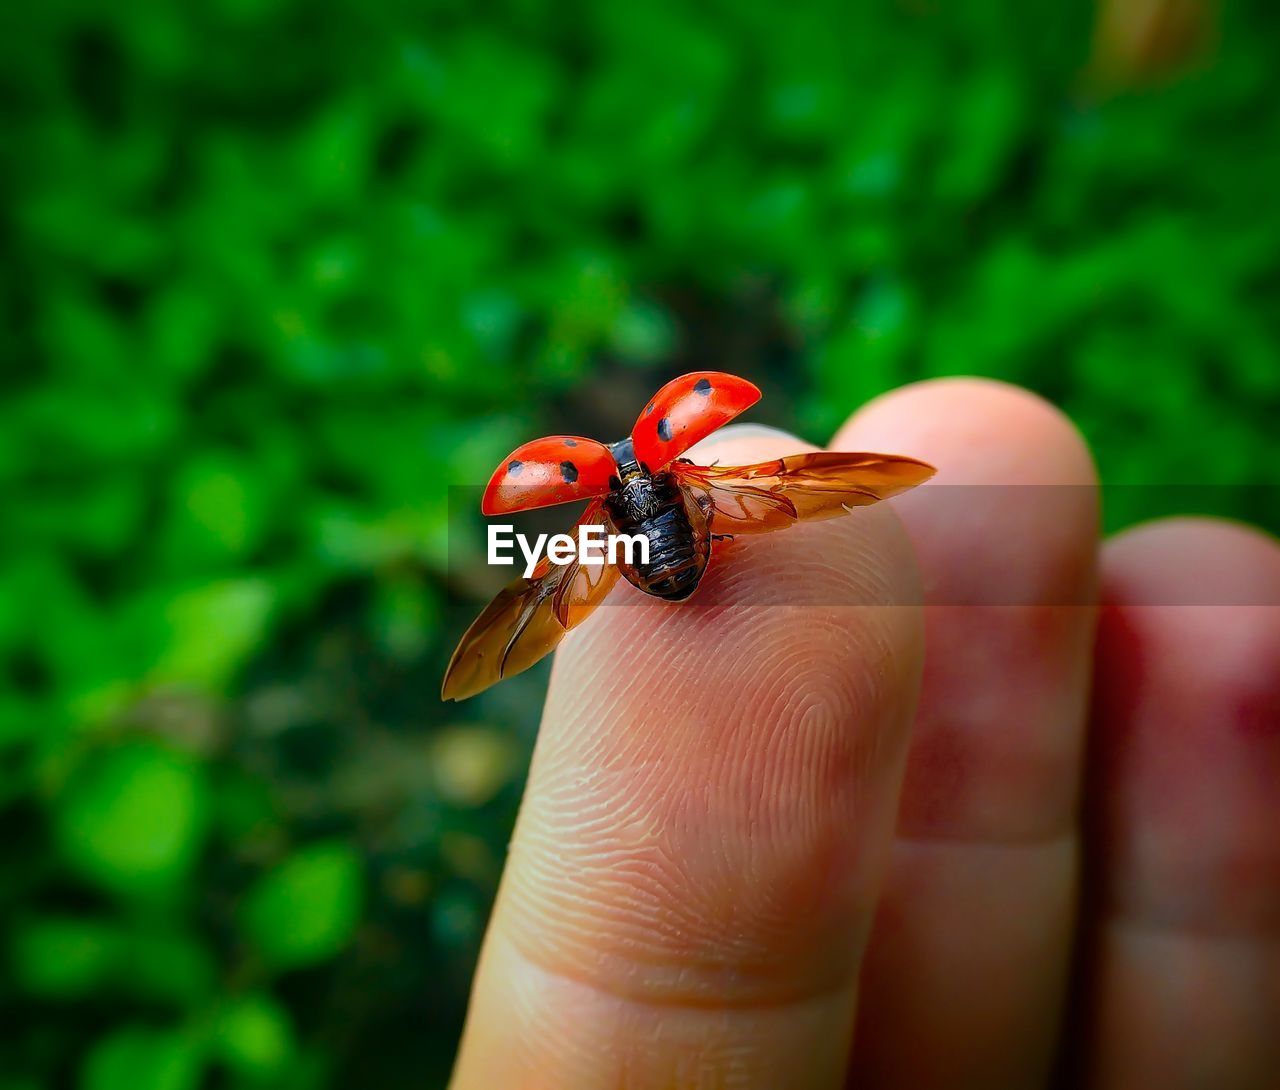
[833,380,1099,1088]
[448,379,1280,1090]
[452,431,924,1089]
[1083,519,1280,1089]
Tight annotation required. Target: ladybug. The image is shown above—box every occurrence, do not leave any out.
[442,371,934,700]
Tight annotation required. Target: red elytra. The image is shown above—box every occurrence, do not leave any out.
[480,371,762,515]
[630,371,761,472]
[481,435,615,515]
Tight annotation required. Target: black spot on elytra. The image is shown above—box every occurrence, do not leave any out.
[693,377,712,395]
[559,460,579,483]
[563,438,578,446]
[645,402,655,415]
[507,460,524,476]
[656,416,673,442]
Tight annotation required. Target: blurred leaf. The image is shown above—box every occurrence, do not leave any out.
[80,1027,202,1090]
[609,299,678,364]
[10,916,123,998]
[143,284,219,382]
[240,841,363,970]
[371,573,440,662]
[55,744,209,898]
[151,579,277,691]
[213,993,295,1077]
[121,927,218,1005]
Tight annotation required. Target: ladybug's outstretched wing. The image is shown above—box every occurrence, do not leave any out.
[441,501,619,701]
[631,372,760,472]
[483,436,617,515]
[674,452,935,534]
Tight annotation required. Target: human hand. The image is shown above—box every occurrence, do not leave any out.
[448,379,1280,1090]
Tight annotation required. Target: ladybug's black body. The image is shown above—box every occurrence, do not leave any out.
[604,438,709,601]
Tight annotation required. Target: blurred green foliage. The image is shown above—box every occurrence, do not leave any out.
[1,0,1277,1086]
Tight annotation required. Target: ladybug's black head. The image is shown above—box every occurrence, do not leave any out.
[608,437,647,486]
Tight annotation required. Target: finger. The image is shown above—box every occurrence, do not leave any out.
[830,378,1099,1088]
[450,426,924,1090]
[1083,517,1280,1089]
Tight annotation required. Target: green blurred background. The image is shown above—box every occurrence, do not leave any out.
[2,0,1277,1086]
